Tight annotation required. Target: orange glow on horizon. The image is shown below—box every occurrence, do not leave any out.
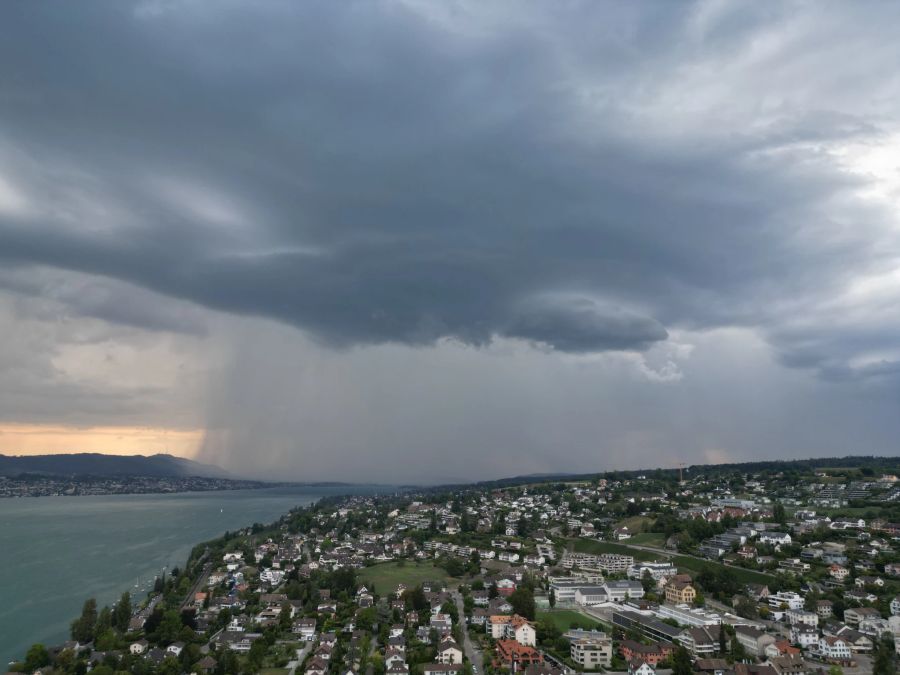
[0,424,203,458]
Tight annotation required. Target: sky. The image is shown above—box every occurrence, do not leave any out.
[1,1,899,483]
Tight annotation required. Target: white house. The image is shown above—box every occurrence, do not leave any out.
[890,595,900,616]
[791,624,819,649]
[437,639,463,665]
[819,636,852,661]
[786,609,818,627]
[130,640,149,655]
[759,532,792,545]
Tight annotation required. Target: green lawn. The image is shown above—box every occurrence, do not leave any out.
[568,538,773,585]
[626,532,665,547]
[537,609,606,632]
[669,555,774,585]
[615,515,653,533]
[570,538,660,561]
[358,561,452,593]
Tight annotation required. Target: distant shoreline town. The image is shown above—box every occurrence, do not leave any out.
[0,474,282,498]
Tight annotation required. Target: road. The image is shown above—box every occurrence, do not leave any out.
[286,641,314,675]
[454,592,483,669]
[180,559,213,612]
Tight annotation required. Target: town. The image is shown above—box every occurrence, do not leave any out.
[0,475,291,499]
[9,457,900,675]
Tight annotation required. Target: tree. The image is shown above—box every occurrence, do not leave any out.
[873,636,897,675]
[671,645,693,675]
[719,625,727,655]
[773,502,786,524]
[549,588,556,609]
[730,634,747,663]
[71,598,98,643]
[24,644,50,672]
[114,591,132,632]
[508,588,536,620]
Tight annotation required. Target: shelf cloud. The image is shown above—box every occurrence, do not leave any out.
[1,1,899,480]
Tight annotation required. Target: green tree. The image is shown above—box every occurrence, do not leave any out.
[24,644,50,672]
[508,587,536,620]
[773,502,787,524]
[114,591,132,632]
[873,636,897,675]
[549,588,556,609]
[672,645,693,675]
[71,598,98,643]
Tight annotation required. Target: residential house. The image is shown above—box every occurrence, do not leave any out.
[628,661,656,675]
[817,636,852,663]
[664,581,696,605]
[508,615,537,646]
[844,607,880,626]
[677,625,728,656]
[494,640,543,670]
[437,639,463,665]
[570,636,613,669]
[790,625,818,649]
[423,665,462,675]
[129,640,149,655]
[734,626,776,658]
[618,640,673,666]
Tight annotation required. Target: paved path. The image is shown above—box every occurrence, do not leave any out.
[454,592,482,669]
[287,641,314,675]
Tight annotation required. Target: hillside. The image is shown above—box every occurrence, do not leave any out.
[0,453,231,479]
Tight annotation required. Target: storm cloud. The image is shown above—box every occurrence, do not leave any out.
[1,1,899,480]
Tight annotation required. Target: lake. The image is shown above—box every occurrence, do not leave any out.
[0,485,385,665]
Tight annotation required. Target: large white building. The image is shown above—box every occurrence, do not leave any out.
[570,636,613,669]
[627,561,677,582]
[574,587,608,606]
[819,636,852,661]
[656,604,721,627]
[767,591,804,610]
[601,580,644,602]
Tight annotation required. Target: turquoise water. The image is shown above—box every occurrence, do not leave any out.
[0,486,381,665]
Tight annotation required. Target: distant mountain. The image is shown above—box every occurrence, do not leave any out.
[0,453,232,479]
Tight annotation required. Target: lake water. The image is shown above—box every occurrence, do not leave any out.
[0,485,384,665]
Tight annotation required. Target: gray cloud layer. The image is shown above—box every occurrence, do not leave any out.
[1,1,899,479]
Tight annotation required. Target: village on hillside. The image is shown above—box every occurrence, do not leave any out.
[10,459,900,675]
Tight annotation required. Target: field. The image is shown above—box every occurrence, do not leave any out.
[357,561,452,592]
[615,515,653,533]
[625,532,665,546]
[571,538,659,561]
[537,609,605,632]
[669,555,774,585]
[568,538,774,585]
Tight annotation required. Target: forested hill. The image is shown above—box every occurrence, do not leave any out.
[0,453,231,479]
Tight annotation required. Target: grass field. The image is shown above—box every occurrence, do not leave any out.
[669,555,774,585]
[571,538,659,561]
[615,515,653,533]
[626,532,665,546]
[358,561,452,593]
[537,609,605,632]
[568,538,774,585]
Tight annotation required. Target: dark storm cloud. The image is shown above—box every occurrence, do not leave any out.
[0,1,899,370]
